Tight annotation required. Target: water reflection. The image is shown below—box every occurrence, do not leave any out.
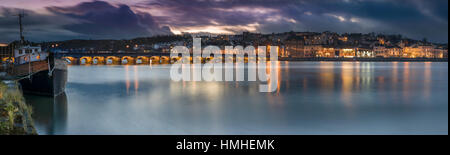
[403,62,410,101]
[361,62,374,90]
[424,62,432,99]
[24,93,68,135]
[125,65,130,94]
[134,66,139,94]
[29,62,448,135]
[341,62,354,107]
[392,62,398,86]
[319,62,335,90]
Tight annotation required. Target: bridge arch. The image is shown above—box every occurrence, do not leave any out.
[121,56,135,65]
[61,57,76,64]
[160,56,170,64]
[106,56,120,65]
[92,56,105,65]
[170,55,182,63]
[150,56,160,64]
[79,56,92,65]
[136,56,149,64]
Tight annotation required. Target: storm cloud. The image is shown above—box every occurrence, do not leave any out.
[47,1,172,39]
[139,0,448,42]
[0,0,448,43]
[0,1,172,42]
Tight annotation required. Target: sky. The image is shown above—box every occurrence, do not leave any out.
[0,0,448,43]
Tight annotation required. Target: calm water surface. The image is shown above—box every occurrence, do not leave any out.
[25,62,448,135]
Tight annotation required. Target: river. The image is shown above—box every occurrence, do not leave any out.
[25,62,448,135]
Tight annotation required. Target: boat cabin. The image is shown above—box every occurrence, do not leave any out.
[14,46,48,65]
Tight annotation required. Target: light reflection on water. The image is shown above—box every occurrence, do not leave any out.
[25,62,448,135]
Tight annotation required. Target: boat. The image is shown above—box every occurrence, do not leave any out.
[0,12,67,96]
[15,50,68,96]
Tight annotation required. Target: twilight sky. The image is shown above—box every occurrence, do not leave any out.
[0,0,448,43]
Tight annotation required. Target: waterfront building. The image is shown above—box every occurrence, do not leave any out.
[285,43,319,58]
[285,38,304,58]
[338,47,356,58]
[402,44,434,58]
[386,46,402,58]
[0,43,14,63]
[356,47,374,58]
[278,45,288,57]
[373,46,388,58]
[430,47,447,58]
[421,45,435,58]
[316,47,337,58]
[301,45,321,58]
[443,48,449,58]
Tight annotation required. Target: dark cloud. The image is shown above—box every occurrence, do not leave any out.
[302,0,448,42]
[0,7,81,42]
[0,1,172,42]
[140,0,448,42]
[46,1,172,39]
[138,0,293,27]
[0,0,447,43]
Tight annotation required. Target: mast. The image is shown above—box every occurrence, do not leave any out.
[16,10,26,45]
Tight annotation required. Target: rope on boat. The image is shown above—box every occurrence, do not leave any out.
[48,57,55,77]
[28,54,31,82]
[15,68,40,81]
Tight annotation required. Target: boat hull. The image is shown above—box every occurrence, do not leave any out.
[19,59,67,96]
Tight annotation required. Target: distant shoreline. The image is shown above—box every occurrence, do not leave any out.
[279,57,448,62]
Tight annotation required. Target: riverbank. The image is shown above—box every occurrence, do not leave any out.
[279,57,448,62]
[0,80,37,135]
